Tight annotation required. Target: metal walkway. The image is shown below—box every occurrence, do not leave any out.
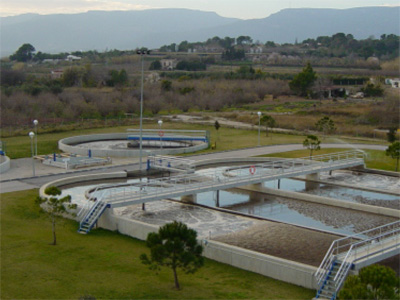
[315,220,400,300]
[147,155,195,173]
[77,150,365,233]
[105,150,364,208]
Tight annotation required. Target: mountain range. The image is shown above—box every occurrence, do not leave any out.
[1,6,399,56]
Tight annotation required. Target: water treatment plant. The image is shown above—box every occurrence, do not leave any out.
[58,129,210,158]
[38,150,400,300]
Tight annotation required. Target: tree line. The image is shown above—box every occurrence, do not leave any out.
[7,33,399,66]
[158,33,399,60]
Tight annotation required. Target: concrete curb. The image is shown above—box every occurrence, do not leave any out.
[0,156,11,174]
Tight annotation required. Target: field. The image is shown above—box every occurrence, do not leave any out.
[1,189,315,299]
[1,119,387,159]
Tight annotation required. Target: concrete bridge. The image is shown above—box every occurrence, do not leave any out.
[77,150,365,234]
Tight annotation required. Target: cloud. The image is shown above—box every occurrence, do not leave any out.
[0,0,152,17]
[379,3,400,6]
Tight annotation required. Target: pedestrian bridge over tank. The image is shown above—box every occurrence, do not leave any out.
[77,150,365,234]
[315,220,400,300]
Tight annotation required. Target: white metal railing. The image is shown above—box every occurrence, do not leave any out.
[127,129,209,143]
[333,224,400,292]
[148,155,195,172]
[99,150,364,206]
[315,220,400,296]
[77,186,101,219]
[77,187,110,222]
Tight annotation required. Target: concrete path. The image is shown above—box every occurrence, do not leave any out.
[190,143,386,161]
[0,143,388,194]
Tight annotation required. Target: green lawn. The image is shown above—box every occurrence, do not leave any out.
[2,120,385,159]
[1,189,315,299]
[261,148,398,172]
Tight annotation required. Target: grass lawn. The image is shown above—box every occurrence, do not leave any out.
[261,148,398,172]
[2,120,386,159]
[1,189,315,299]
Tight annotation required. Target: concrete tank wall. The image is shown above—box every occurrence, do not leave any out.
[59,133,208,158]
[202,240,317,289]
[39,171,128,198]
[97,209,317,290]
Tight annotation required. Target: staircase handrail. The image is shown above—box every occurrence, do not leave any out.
[77,185,102,219]
[316,242,337,285]
[334,225,400,285]
[316,220,400,286]
[79,189,108,227]
[149,155,196,170]
[104,152,366,205]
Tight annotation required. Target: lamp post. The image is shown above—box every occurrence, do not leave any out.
[257,111,262,146]
[137,49,150,211]
[136,49,150,173]
[29,131,35,176]
[158,120,163,149]
[33,119,38,156]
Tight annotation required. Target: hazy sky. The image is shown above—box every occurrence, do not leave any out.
[1,0,399,19]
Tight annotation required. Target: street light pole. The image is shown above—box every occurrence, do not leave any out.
[33,119,38,156]
[29,131,35,176]
[257,111,262,146]
[158,120,163,149]
[137,49,150,173]
[137,49,150,211]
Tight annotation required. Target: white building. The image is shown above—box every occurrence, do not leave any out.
[66,55,82,62]
[160,59,178,70]
[386,78,400,88]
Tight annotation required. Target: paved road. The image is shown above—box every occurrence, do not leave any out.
[0,143,387,194]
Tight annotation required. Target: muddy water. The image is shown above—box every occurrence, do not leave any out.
[61,170,398,236]
[192,189,396,236]
[262,178,400,209]
[60,170,398,267]
[320,170,400,192]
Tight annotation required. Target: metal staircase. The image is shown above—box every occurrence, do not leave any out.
[315,221,400,300]
[77,189,110,234]
[316,260,352,300]
[316,260,339,300]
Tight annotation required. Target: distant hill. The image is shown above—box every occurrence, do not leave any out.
[1,7,399,56]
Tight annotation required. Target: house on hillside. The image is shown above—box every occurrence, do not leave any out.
[66,55,82,62]
[51,69,64,79]
[42,59,61,64]
[386,78,400,88]
[249,46,263,54]
[160,59,178,70]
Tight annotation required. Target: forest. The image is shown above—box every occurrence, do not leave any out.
[1,32,399,140]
